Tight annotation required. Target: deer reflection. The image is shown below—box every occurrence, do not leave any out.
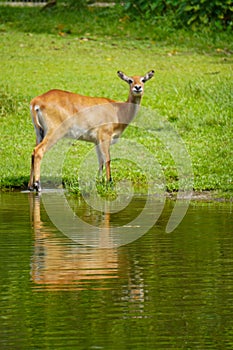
[29,193,119,290]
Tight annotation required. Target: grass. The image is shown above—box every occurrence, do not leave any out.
[0,4,232,198]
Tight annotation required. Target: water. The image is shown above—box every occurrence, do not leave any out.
[0,191,233,349]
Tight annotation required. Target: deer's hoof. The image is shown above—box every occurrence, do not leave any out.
[34,181,41,192]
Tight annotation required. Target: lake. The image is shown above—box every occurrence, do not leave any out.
[0,191,233,349]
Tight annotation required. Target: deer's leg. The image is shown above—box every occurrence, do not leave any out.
[28,126,45,191]
[106,159,112,183]
[33,143,45,192]
[28,153,35,191]
[30,130,61,192]
[96,144,104,178]
[98,138,112,183]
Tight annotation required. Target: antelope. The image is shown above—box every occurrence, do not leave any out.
[28,70,154,192]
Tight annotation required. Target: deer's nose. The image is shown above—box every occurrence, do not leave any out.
[134,85,143,92]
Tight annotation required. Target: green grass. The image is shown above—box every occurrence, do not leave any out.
[0,4,232,198]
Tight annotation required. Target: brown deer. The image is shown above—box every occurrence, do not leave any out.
[28,70,154,192]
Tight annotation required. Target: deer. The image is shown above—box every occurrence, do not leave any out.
[28,70,154,192]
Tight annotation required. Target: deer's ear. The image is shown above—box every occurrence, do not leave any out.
[117,71,133,84]
[141,70,155,83]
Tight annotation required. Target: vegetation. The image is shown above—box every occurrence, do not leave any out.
[0,4,232,198]
[123,0,233,30]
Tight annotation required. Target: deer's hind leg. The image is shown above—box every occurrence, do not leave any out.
[28,126,45,192]
[28,129,62,192]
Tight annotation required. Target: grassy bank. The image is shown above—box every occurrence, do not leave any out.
[0,5,232,197]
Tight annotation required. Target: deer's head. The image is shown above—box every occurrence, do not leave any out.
[117,70,154,97]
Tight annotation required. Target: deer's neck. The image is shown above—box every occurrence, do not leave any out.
[127,93,142,106]
[117,94,142,126]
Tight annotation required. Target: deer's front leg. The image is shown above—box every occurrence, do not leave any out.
[96,144,104,178]
[97,138,112,182]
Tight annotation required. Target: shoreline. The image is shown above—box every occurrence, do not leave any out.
[1,187,232,202]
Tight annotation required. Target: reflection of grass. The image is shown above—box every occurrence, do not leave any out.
[0,5,232,197]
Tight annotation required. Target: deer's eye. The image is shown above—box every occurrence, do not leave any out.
[128,79,134,84]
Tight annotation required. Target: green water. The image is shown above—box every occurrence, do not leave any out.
[0,192,233,349]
